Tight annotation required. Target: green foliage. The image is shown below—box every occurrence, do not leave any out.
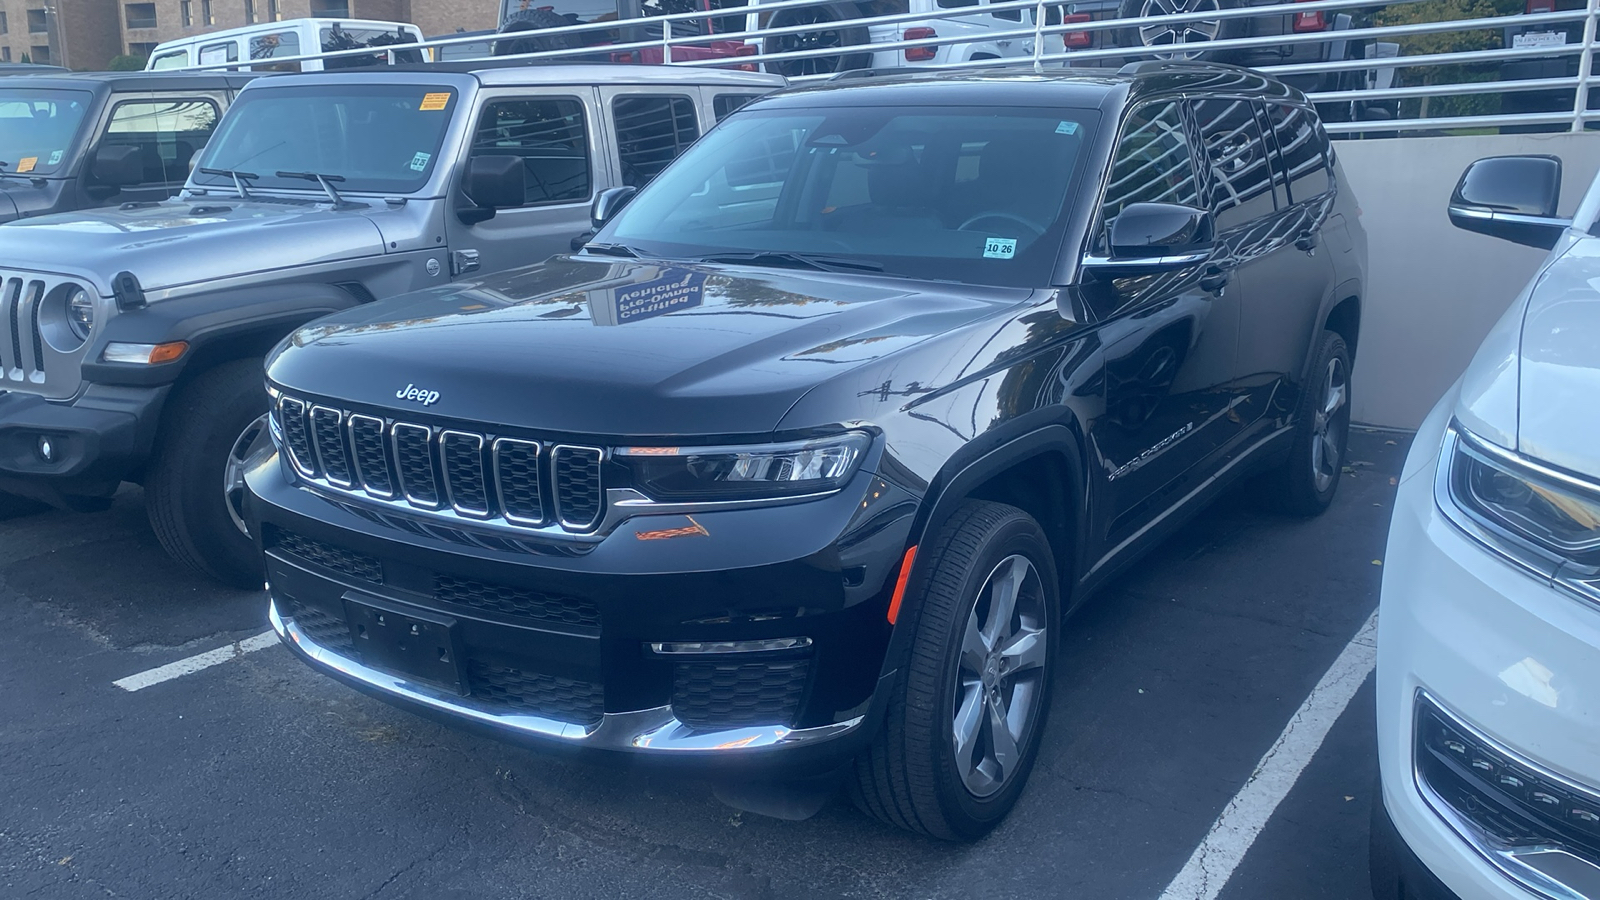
[107,54,148,71]
[1377,0,1524,119]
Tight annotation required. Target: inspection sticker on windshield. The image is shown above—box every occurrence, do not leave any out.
[1056,121,1079,135]
[984,237,1017,259]
[48,150,63,165]
[410,152,432,172]
[15,157,36,174]
[419,92,451,111]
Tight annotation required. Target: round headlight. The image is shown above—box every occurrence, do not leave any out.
[67,288,95,341]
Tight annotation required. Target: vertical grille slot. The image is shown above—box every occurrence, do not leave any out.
[441,430,490,517]
[393,423,440,508]
[493,439,545,525]
[347,414,394,498]
[310,406,353,487]
[6,279,25,377]
[0,278,16,374]
[553,445,604,531]
[278,397,317,477]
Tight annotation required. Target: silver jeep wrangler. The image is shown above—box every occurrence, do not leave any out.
[0,61,781,586]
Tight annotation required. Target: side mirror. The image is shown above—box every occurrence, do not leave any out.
[91,144,144,187]
[1449,155,1570,250]
[460,155,525,222]
[1085,202,1215,274]
[591,186,637,231]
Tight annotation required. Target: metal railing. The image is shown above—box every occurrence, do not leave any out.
[165,0,1600,136]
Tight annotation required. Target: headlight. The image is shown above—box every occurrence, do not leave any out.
[617,432,872,502]
[1446,425,1600,558]
[66,287,95,341]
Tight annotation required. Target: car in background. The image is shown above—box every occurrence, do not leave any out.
[248,61,1363,837]
[432,29,498,62]
[0,71,255,224]
[1372,155,1600,899]
[146,18,428,72]
[495,0,758,66]
[1499,0,1596,132]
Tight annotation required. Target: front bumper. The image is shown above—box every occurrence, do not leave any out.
[0,384,168,504]
[247,446,918,770]
[1377,401,1600,900]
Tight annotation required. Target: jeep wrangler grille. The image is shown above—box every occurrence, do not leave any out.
[0,277,46,385]
[275,394,606,536]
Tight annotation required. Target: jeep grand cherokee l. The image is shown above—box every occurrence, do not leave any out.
[247,62,1366,837]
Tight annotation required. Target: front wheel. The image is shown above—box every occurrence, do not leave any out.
[146,359,270,589]
[1267,330,1352,516]
[850,500,1059,840]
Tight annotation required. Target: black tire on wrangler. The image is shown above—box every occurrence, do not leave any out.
[146,358,269,589]
[1267,330,1352,516]
[762,4,872,78]
[495,8,585,56]
[850,500,1059,840]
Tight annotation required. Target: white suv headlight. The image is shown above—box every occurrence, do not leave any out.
[1443,423,1600,560]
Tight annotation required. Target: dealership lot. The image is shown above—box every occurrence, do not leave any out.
[0,429,1406,899]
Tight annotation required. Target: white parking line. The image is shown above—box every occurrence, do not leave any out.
[1158,610,1379,900]
[113,630,280,692]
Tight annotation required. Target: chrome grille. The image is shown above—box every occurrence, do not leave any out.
[277,394,604,537]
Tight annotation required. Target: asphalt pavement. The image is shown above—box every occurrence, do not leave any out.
[0,429,1410,900]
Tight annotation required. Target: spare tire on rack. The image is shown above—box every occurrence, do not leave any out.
[762,3,873,77]
[495,8,588,57]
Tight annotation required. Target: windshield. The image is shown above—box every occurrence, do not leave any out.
[191,84,457,195]
[604,105,1097,287]
[0,89,92,177]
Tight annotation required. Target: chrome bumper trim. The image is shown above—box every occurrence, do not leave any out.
[269,598,864,753]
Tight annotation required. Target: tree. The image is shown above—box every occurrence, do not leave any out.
[1376,0,1526,119]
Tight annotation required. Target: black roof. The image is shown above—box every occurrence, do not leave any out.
[757,61,1301,113]
[0,70,257,91]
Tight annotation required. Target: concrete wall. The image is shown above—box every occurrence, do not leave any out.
[1338,132,1600,430]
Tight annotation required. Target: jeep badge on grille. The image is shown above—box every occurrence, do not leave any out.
[396,384,441,406]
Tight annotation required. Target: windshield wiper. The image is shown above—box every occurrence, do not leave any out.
[198,167,259,199]
[694,251,884,274]
[583,242,642,259]
[0,161,44,187]
[275,170,359,209]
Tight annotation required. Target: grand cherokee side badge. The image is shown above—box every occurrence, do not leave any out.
[396,384,441,406]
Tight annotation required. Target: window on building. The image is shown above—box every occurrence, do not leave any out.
[311,0,353,16]
[128,41,159,58]
[613,96,699,187]
[27,9,47,33]
[202,0,215,25]
[181,1,192,26]
[0,48,10,62]
[125,3,158,29]
[244,0,256,24]
[268,0,281,20]
[0,11,8,34]
[471,98,591,206]
[102,99,221,186]
[30,44,49,63]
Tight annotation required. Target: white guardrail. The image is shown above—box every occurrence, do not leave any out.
[170,0,1600,136]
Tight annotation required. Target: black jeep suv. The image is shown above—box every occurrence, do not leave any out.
[246,62,1366,838]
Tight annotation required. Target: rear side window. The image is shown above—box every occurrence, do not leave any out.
[472,97,591,206]
[1263,103,1332,204]
[613,95,700,187]
[150,50,190,70]
[199,42,238,66]
[713,93,762,122]
[1190,97,1277,231]
[248,31,300,72]
[102,99,220,186]
[1097,100,1200,250]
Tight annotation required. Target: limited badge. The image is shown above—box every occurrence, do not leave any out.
[15,157,37,173]
[983,237,1017,260]
[419,92,451,111]
[410,151,432,172]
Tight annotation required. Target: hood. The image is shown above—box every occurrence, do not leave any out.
[267,256,1031,436]
[0,199,385,295]
[1456,234,1600,481]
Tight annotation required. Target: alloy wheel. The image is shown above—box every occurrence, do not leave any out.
[951,554,1049,798]
[1137,0,1222,59]
[224,414,269,538]
[1310,356,1348,493]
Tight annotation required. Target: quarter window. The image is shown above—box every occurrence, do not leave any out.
[103,99,221,186]
[613,95,700,187]
[150,51,189,70]
[1097,101,1200,250]
[1263,103,1332,204]
[248,30,301,72]
[713,93,763,122]
[1190,97,1277,231]
[471,98,591,206]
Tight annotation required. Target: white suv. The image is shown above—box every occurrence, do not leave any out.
[1373,156,1600,900]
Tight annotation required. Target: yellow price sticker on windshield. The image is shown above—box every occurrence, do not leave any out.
[15,157,37,173]
[419,92,451,111]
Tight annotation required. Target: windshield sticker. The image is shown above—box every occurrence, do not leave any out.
[410,151,432,172]
[983,237,1017,260]
[419,92,451,111]
[15,157,36,174]
[1056,121,1079,135]
[48,150,63,166]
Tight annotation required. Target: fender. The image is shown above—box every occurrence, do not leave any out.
[874,420,1089,684]
[1297,276,1362,387]
[82,283,365,387]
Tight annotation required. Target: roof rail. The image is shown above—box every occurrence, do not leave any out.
[1116,59,1255,77]
[826,67,902,82]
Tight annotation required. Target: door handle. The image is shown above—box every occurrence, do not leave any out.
[1295,230,1320,252]
[1199,264,1232,293]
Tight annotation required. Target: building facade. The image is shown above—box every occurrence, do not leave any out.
[0,0,122,68]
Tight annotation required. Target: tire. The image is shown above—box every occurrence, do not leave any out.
[762,4,872,78]
[0,491,48,520]
[850,500,1060,840]
[1267,330,1351,516]
[146,358,270,589]
[1116,0,1247,63]
[494,8,585,56]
